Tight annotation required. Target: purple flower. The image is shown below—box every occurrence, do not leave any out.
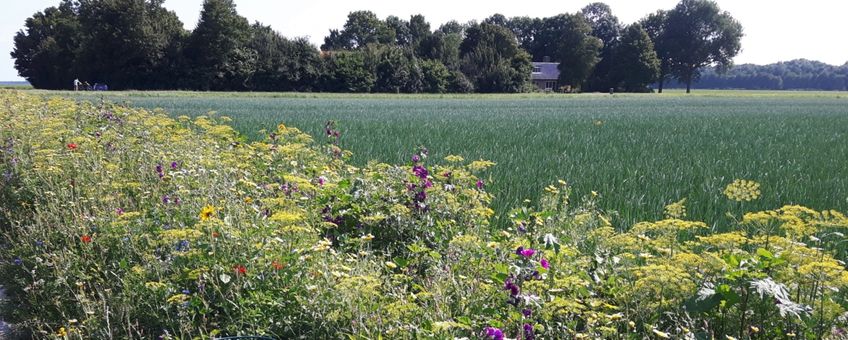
[162,195,170,204]
[412,154,421,163]
[155,163,164,178]
[504,278,520,296]
[519,248,536,258]
[170,161,179,170]
[476,179,484,190]
[522,308,533,317]
[176,240,190,252]
[540,258,550,269]
[317,176,326,186]
[13,257,22,266]
[35,240,44,247]
[412,165,429,179]
[524,323,535,340]
[116,208,124,216]
[484,327,504,340]
[423,179,433,188]
[182,289,191,294]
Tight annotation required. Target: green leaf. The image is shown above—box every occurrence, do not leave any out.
[756,248,774,259]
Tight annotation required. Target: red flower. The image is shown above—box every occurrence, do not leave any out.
[212,232,220,238]
[66,143,78,150]
[80,235,92,243]
[234,264,247,276]
[272,261,285,271]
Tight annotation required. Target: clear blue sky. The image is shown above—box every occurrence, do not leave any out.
[3,0,847,81]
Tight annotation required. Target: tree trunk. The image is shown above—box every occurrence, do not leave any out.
[658,78,664,93]
[685,69,692,94]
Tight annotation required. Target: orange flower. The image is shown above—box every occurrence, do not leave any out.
[80,235,92,243]
[272,261,285,270]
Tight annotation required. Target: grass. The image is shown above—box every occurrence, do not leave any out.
[46,89,848,228]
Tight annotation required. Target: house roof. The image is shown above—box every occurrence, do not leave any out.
[531,62,560,80]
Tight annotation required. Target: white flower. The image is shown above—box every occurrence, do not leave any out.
[543,233,558,247]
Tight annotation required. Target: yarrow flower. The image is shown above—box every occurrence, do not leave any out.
[483,327,504,340]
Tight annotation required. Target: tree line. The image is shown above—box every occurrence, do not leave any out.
[666,59,848,91]
[13,0,743,93]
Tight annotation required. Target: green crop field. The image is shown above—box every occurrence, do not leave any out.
[48,90,848,228]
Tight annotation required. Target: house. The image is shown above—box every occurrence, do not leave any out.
[530,62,561,92]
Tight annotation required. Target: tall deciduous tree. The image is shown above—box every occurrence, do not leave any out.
[77,0,186,89]
[664,0,743,93]
[551,14,602,90]
[611,24,660,92]
[581,2,622,91]
[639,10,672,93]
[184,0,254,91]
[322,11,395,50]
[459,23,532,93]
[11,0,81,89]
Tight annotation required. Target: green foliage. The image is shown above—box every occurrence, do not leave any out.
[611,24,661,92]
[321,51,375,92]
[10,1,81,90]
[184,0,254,91]
[664,0,744,93]
[551,14,603,90]
[581,2,623,92]
[459,23,532,93]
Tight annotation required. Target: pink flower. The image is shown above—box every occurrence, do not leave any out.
[540,258,550,269]
[519,248,536,258]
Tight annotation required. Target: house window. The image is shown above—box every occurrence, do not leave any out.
[533,67,541,73]
[545,81,557,89]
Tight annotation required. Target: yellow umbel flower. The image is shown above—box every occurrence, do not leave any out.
[199,205,216,221]
[724,179,761,201]
[664,198,687,219]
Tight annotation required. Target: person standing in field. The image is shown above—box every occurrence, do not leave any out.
[73,78,81,91]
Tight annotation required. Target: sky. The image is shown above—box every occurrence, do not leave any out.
[2,0,847,81]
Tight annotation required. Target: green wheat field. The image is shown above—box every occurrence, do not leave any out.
[51,90,848,228]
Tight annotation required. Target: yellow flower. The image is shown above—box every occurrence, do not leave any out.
[444,155,465,163]
[385,261,398,269]
[57,327,68,337]
[724,179,761,202]
[664,198,687,219]
[199,205,216,221]
[652,329,670,339]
